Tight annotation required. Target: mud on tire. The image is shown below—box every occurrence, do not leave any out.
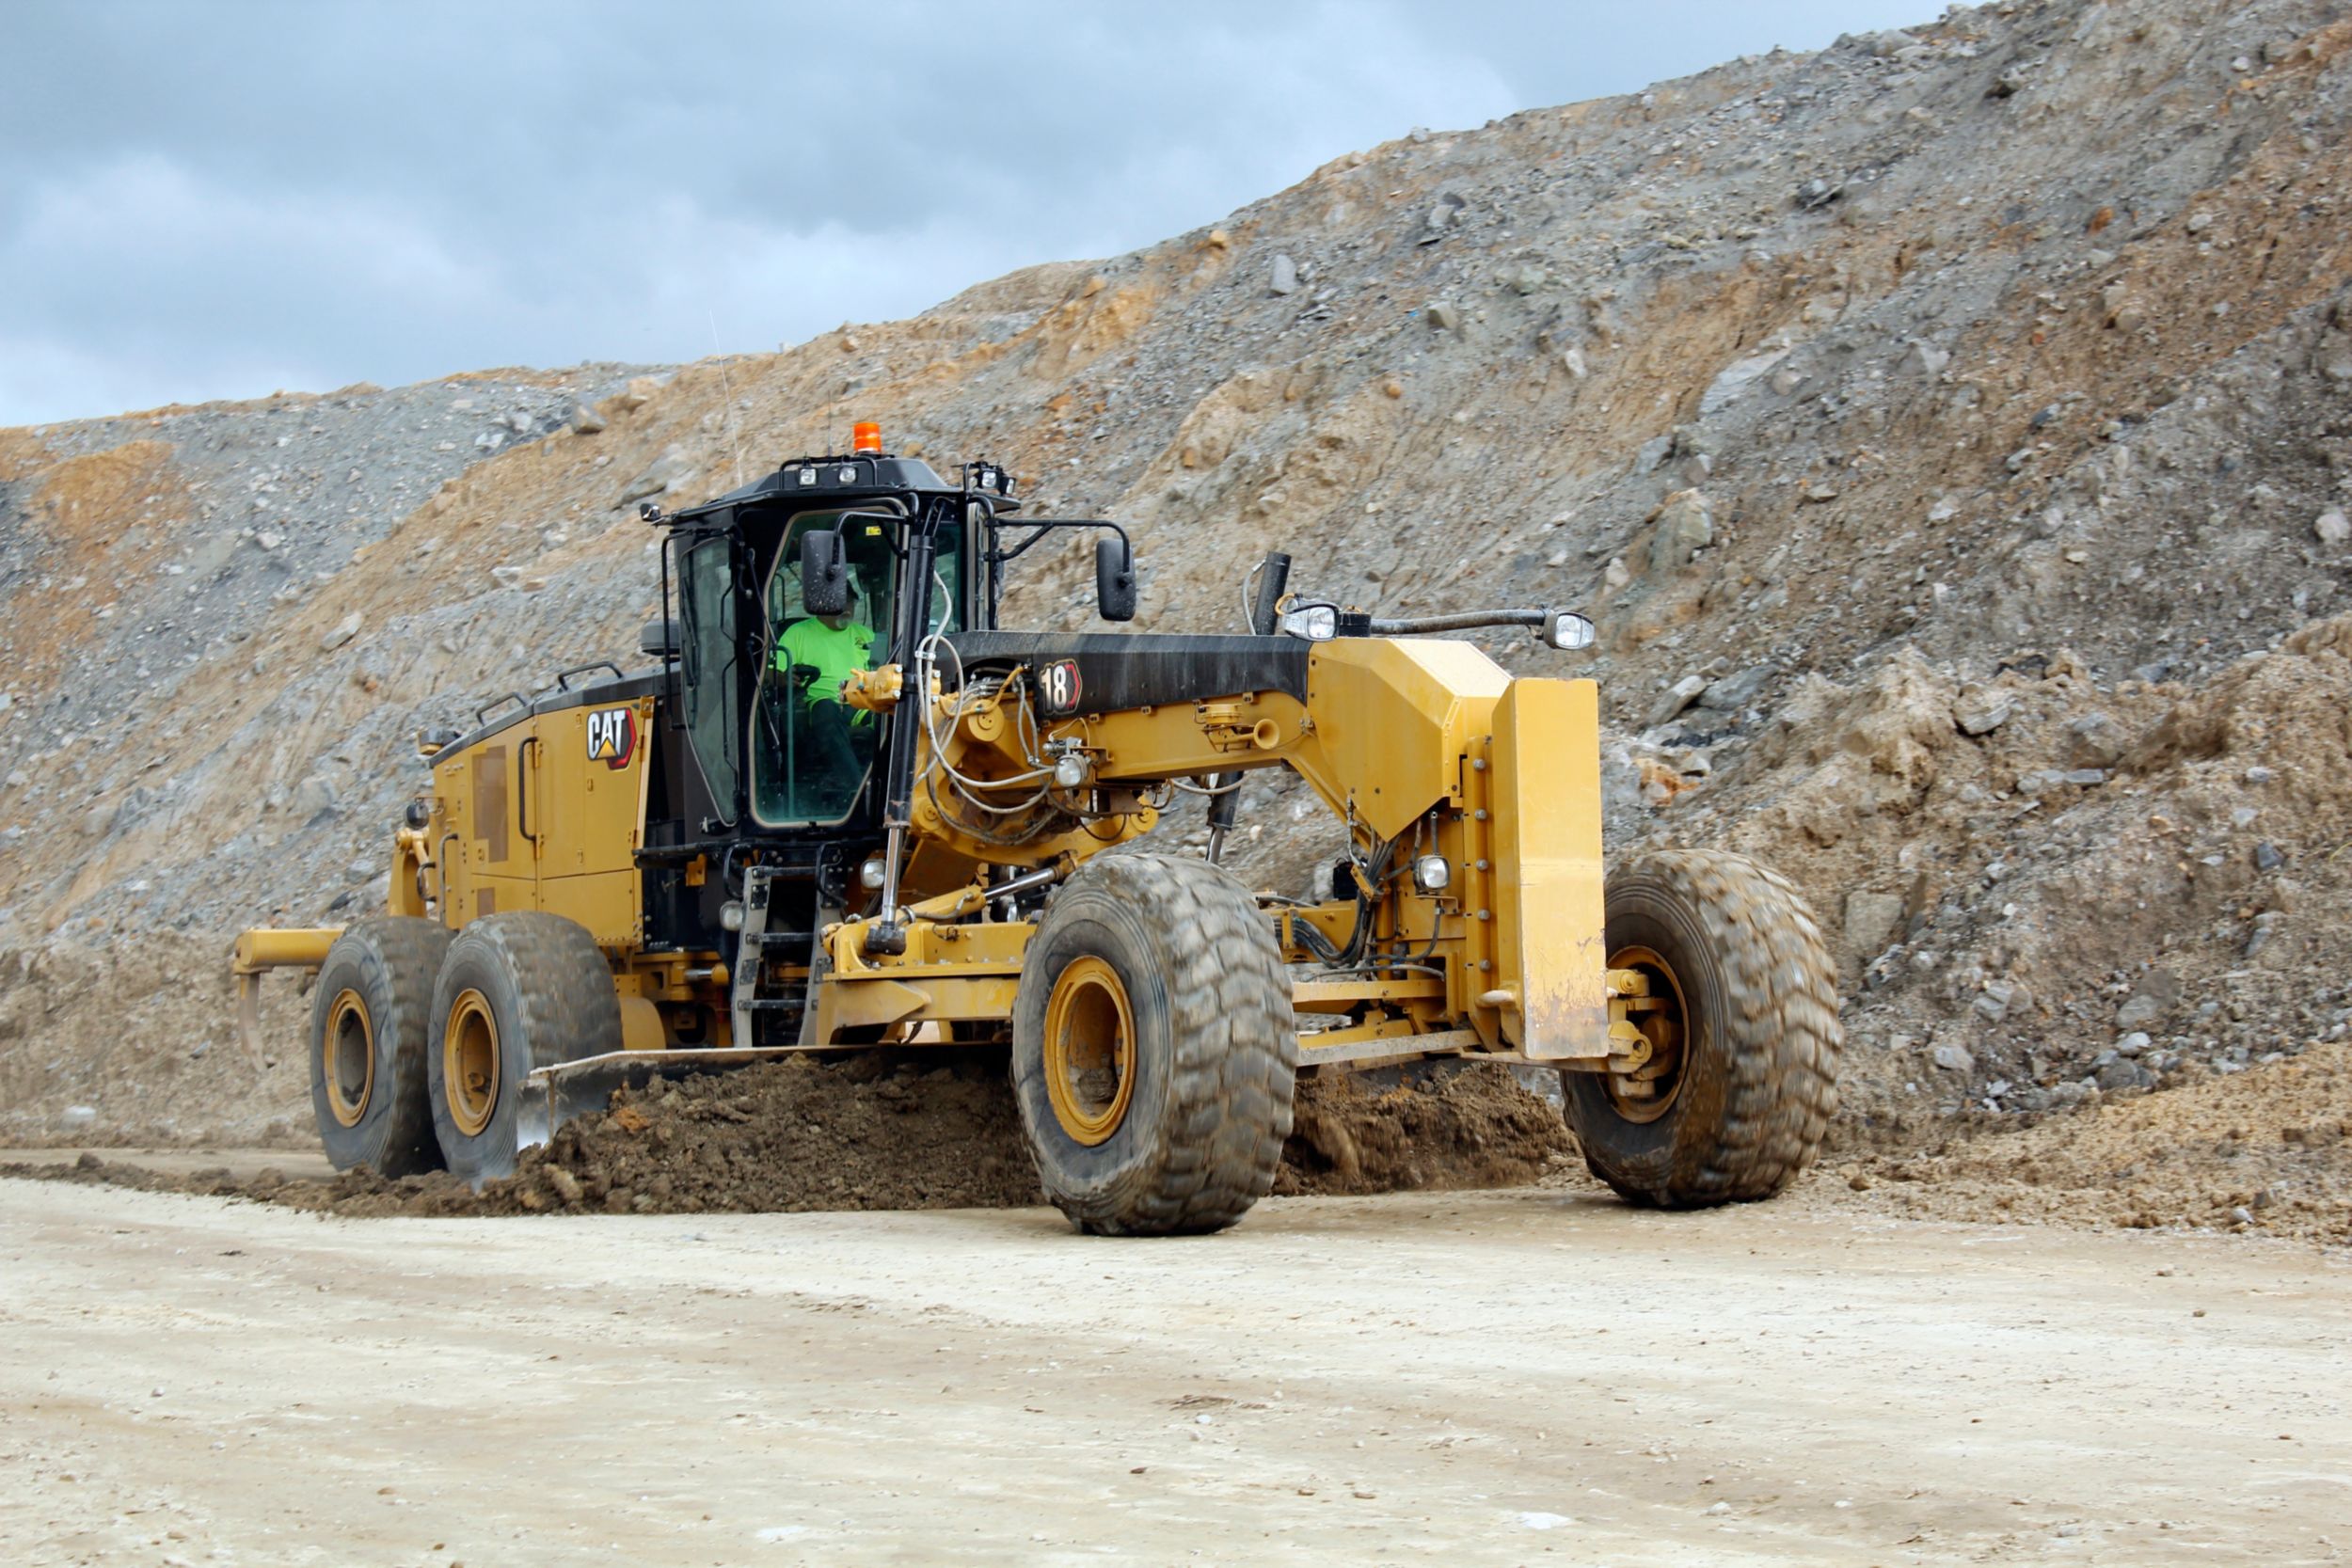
[428,911,622,1185]
[1564,848,1841,1207]
[1011,854,1296,1236]
[310,916,453,1177]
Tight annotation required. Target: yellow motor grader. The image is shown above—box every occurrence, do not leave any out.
[235,429,1839,1234]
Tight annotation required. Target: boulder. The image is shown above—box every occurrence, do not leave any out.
[2115,968,2181,1031]
[1647,674,1708,726]
[1951,687,2012,736]
[1699,664,1775,712]
[615,445,695,508]
[1843,890,1905,960]
[2063,711,2126,768]
[291,772,342,820]
[1646,490,1714,575]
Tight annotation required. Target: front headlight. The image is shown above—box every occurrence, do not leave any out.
[1278,604,1338,641]
[1543,609,1597,650]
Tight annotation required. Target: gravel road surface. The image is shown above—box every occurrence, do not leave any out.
[3,1178,2345,1565]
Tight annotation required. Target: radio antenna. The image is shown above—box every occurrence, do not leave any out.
[709,308,745,490]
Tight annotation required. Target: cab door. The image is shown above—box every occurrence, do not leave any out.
[675,530,744,825]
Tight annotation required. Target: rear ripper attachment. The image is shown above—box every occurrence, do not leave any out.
[232,422,1840,1229]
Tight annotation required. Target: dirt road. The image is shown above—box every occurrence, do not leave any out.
[2,1178,2345,1566]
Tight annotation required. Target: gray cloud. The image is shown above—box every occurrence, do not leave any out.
[0,0,1930,424]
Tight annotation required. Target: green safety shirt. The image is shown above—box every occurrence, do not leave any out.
[775,617,877,713]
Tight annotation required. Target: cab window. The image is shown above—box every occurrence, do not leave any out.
[676,531,740,823]
[748,508,964,826]
[754,510,886,826]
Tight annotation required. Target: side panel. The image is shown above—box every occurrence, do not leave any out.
[1302,639,1508,841]
[430,697,651,946]
[536,697,654,948]
[537,699,652,879]
[1488,678,1610,1060]
[438,738,540,924]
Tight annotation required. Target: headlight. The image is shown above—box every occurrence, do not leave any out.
[1413,854,1451,892]
[1054,752,1092,789]
[1278,604,1338,641]
[1543,609,1597,650]
[859,857,889,890]
[720,900,745,932]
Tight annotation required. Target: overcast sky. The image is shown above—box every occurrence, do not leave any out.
[0,1,1931,426]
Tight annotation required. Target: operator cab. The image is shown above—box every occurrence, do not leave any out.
[660,446,985,843]
[644,427,1137,983]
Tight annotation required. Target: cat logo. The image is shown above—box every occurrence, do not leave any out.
[1038,658,1082,716]
[586,705,637,769]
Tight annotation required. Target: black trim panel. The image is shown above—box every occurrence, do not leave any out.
[943,632,1311,715]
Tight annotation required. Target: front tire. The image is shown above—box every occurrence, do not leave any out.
[1565,849,1840,1207]
[310,917,453,1176]
[1011,855,1296,1236]
[428,912,621,1185]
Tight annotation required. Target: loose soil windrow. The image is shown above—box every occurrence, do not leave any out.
[3,1057,1576,1219]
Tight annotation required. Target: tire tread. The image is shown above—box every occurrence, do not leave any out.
[1573,848,1841,1207]
[1016,854,1296,1236]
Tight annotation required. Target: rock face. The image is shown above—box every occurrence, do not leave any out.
[6,0,2352,1149]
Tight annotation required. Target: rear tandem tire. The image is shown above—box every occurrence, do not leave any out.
[427,911,622,1185]
[310,917,453,1177]
[1010,854,1296,1236]
[1564,848,1841,1208]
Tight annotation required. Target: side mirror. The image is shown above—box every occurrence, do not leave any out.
[1543,609,1597,651]
[1095,535,1137,623]
[801,530,850,618]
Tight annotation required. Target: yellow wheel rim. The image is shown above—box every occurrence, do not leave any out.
[443,989,501,1138]
[322,990,373,1129]
[1606,944,1688,1125]
[1042,956,1136,1147]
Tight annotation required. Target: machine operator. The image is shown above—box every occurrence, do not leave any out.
[774,579,877,792]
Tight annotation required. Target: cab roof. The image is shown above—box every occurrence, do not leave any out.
[669,452,960,527]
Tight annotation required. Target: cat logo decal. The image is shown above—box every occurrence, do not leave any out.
[586,706,637,768]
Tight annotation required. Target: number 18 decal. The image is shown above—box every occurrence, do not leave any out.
[1039,659,1082,716]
